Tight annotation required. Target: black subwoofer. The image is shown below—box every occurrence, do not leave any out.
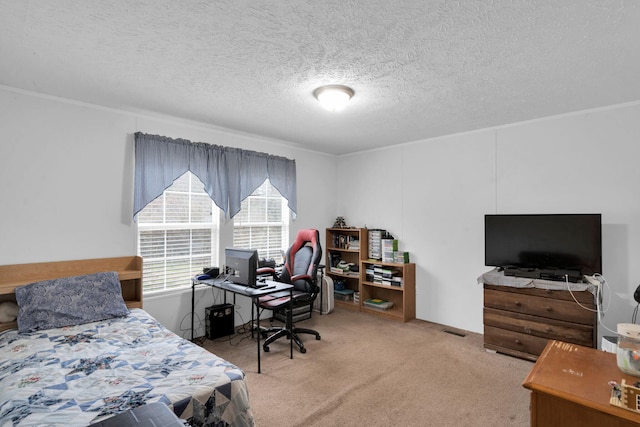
[205,303,235,339]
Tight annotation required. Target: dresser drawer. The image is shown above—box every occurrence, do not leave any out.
[484,288,595,325]
[483,307,594,347]
[484,325,551,359]
[484,283,595,304]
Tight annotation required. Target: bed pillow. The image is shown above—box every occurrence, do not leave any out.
[15,271,130,333]
[0,301,19,323]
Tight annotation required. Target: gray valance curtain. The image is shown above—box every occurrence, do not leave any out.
[133,132,297,220]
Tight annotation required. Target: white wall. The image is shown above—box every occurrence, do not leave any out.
[3,85,640,344]
[0,87,338,336]
[338,103,640,344]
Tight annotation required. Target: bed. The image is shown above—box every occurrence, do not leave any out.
[0,256,255,427]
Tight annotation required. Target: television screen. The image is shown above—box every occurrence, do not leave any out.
[225,247,258,287]
[484,214,602,278]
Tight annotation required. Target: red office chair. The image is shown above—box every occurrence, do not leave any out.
[257,228,322,353]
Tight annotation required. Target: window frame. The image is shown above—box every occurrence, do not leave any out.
[233,179,290,264]
[136,171,220,295]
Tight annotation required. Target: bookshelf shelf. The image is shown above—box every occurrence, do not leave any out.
[327,247,360,253]
[360,260,415,322]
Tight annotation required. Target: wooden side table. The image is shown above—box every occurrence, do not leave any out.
[523,340,640,426]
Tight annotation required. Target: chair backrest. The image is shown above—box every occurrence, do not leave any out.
[281,229,322,293]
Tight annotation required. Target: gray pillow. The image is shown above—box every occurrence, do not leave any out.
[16,271,130,333]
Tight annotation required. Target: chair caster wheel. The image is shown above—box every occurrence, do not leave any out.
[263,346,270,352]
[300,347,307,354]
[316,335,321,340]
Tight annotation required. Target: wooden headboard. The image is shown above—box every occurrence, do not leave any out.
[0,256,143,332]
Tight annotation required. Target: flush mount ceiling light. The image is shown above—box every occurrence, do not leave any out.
[313,85,354,112]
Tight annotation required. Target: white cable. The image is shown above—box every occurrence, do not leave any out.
[565,275,598,312]
[595,273,612,315]
[591,274,617,335]
[566,274,617,335]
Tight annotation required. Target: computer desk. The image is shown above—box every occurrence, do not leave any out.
[191,277,293,373]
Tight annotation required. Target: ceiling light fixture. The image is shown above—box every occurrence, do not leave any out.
[313,85,354,112]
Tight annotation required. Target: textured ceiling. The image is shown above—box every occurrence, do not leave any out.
[1,0,639,155]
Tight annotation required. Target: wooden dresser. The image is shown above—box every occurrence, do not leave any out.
[483,283,597,361]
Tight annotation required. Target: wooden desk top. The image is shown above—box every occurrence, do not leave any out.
[523,340,640,424]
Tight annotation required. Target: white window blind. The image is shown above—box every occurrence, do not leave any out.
[137,172,219,293]
[233,180,289,263]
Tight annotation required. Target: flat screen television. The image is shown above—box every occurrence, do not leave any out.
[484,214,602,280]
[225,247,259,287]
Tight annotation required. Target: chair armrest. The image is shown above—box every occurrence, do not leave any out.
[259,290,312,309]
[289,273,312,283]
[257,267,276,277]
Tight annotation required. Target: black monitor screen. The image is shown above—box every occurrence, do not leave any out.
[484,214,602,276]
[225,247,258,287]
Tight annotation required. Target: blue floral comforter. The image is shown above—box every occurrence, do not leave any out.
[0,309,254,426]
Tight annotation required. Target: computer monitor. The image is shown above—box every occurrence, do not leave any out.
[225,247,258,287]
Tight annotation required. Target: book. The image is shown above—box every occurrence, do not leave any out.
[363,298,394,310]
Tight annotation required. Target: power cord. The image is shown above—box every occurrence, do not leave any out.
[568,273,616,335]
[566,275,599,313]
[179,285,223,341]
[181,279,280,346]
[202,309,254,347]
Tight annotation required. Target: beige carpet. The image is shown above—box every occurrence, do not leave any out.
[201,307,533,427]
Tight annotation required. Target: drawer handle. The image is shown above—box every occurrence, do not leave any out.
[546,306,552,312]
[514,301,521,306]
[515,339,521,345]
[545,327,552,332]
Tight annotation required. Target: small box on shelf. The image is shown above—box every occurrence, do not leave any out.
[393,251,410,263]
[381,239,398,262]
[334,288,355,302]
[368,229,384,260]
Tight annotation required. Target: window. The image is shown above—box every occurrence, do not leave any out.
[233,180,289,263]
[137,172,219,293]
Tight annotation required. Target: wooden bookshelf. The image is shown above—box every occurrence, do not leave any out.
[325,228,367,311]
[360,260,416,322]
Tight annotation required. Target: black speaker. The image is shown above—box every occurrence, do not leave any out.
[203,267,220,277]
[205,303,234,339]
[634,285,640,304]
